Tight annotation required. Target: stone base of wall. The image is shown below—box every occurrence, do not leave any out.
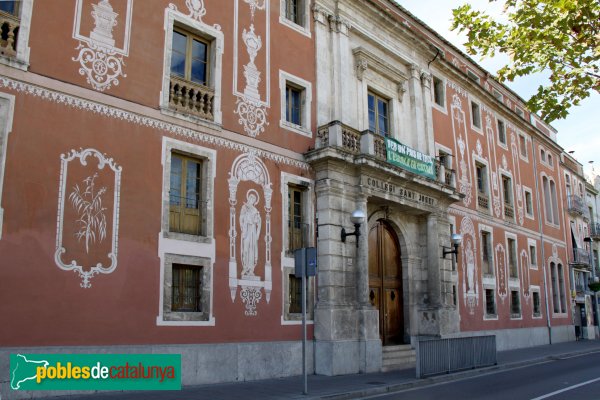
[0,341,314,399]
[442,325,575,351]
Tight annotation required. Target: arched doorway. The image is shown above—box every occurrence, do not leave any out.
[368,220,404,345]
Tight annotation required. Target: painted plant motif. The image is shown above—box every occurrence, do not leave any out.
[69,173,108,253]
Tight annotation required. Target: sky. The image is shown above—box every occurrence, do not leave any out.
[398,0,600,179]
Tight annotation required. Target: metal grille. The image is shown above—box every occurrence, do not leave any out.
[416,335,496,378]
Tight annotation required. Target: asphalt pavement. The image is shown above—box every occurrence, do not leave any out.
[29,339,600,400]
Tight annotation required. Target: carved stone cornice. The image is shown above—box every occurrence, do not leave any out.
[312,4,351,35]
[353,47,408,99]
[421,72,432,89]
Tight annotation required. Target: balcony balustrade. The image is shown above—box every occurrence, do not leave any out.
[0,10,19,58]
[478,192,489,210]
[590,222,600,239]
[316,121,456,188]
[504,203,514,219]
[571,247,591,267]
[169,76,215,121]
[567,195,587,217]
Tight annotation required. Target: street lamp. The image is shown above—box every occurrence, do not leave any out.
[443,233,463,270]
[341,209,366,248]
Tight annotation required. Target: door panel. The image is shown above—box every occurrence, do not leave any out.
[368,220,404,345]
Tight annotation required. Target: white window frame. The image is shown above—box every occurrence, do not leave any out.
[506,232,520,282]
[518,132,529,161]
[469,97,482,133]
[483,286,498,320]
[492,88,503,102]
[281,172,314,324]
[523,186,534,219]
[531,285,542,318]
[515,107,525,119]
[431,74,447,113]
[496,116,507,148]
[528,238,538,270]
[160,8,224,126]
[0,92,15,239]
[473,155,490,213]
[0,0,33,70]
[279,0,311,38]
[279,70,312,137]
[466,68,480,83]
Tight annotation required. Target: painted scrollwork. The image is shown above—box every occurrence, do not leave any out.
[73,43,125,92]
[235,97,269,138]
[55,148,122,288]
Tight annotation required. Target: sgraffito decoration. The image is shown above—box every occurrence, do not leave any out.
[55,148,122,288]
[484,114,502,218]
[520,249,531,302]
[509,129,525,226]
[228,151,273,316]
[495,243,508,302]
[460,216,478,314]
[450,95,473,206]
[233,0,270,137]
[72,0,133,92]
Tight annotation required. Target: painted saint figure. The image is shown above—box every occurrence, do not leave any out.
[240,189,261,277]
[466,240,475,294]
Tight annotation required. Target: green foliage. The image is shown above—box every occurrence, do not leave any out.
[451,0,599,122]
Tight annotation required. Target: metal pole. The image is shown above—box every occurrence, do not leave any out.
[302,259,307,395]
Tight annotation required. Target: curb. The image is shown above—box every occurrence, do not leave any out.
[315,347,600,400]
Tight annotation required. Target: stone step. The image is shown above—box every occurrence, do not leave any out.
[382,344,413,353]
[381,345,416,372]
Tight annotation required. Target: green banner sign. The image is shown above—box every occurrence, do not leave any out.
[10,353,181,391]
[385,137,436,179]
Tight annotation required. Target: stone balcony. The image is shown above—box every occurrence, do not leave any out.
[504,203,514,219]
[0,10,19,58]
[315,121,456,188]
[477,192,489,210]
[567,195,587,217]
[169,75,215,121]
[590,222,600,240]
[570,247,591,268]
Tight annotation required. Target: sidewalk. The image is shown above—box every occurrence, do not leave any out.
[45,340,600,400]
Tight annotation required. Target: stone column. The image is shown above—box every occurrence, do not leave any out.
[427,213,442,308]
[421,71,436,156]
[408,64,425,151]
[356,194,369,307]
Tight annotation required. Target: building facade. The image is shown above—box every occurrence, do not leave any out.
[0,0,589,396]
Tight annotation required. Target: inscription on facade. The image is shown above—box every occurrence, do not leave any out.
[362,176,437,207]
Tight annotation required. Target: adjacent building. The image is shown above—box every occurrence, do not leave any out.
[0,0,593,395]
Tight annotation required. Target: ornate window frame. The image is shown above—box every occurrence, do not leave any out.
[469,96,483,134]
[431,73,447,114]
[160,7,224,126]
[0,92,15,239]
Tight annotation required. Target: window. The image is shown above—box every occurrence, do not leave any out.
[433,76,445,107]
[466,69,480,83]
[452,285,457,306]
[279,71,312,136]
[171,29,209,86]
[169,153,204,236]
[497,119,506,145]
[288,274,303,314]
[533,292,541,317]
[529,244,537,268]
[524,189,533,217]
[558,264,566,313]
[160,253,212,323]
[368,92,389,136]
[481,231,493,276]
[280,0,310,35]
[492,89,503,102]
[286,84,303,126]
[547,154,553,167]
[515,107,524,119]
[0,1,19,15]
[540,149,546,162]
[485,289,496,316]
[288,185,307,252]
[476,162,490,210]
[0,0,32,69]
[508,238,518,278]
[502,175,512,205]
[162,138,215,242]
[550,262,559,313]
[162,11,223,124]
[510,290,521,317]
[471,100,481,129]
[550,180,559,224]
[284,0,303,26]
[0,94,14,240]
[172,264,202,312]
[519,134,528,158]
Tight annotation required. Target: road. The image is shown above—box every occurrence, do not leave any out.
[365,352,600,400]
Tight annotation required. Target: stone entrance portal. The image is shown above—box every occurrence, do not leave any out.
[368,219,404,345]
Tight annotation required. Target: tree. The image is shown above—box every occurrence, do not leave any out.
[451,0,599,122]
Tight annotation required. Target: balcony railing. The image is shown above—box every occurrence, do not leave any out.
[169,75,215,121]
[571,247,590,267]
[316,121,456,188]
[567,195,586,216]
[590,223,600,239]
[478,192,489,210]
[0,10,19,58]
[504,203,514,219]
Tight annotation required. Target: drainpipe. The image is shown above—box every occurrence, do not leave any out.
[532,136,552,344]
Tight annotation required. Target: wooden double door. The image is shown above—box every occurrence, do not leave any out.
[368,220,404,345]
